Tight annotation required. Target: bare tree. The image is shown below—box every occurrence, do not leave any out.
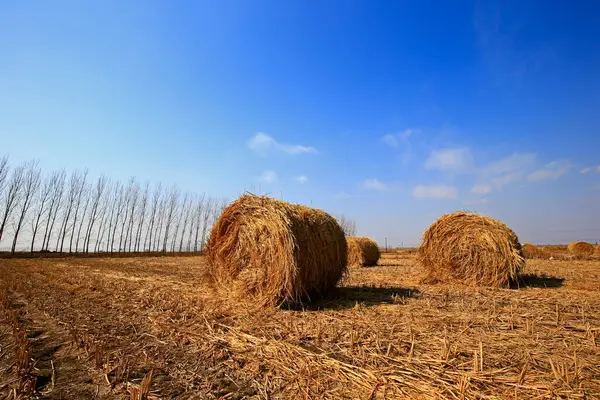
[83,175,107,253]
[30,171,57,252]
[41,169,66,251]
[104,181,119,253]
[74,180,91,253]
[11,161,41,254]
[108,182,126,253]
[179,194,197,252]
[144,184,162,252]
[153,192,167,252]
[198,196,213,252]
[0,162,25,244]
[124,179,140,252]
[134,182,149,252]
[69,169,89,253]
[0,155,8,199]
[161,186,180,252]
[94,180,113,253]
[336,214,357,236]
[57,170,82,253]
[171,192,189,252]
[117,179,133,252]
[192,194,205,252]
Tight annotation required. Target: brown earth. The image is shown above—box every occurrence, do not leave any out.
[1,251,599,399]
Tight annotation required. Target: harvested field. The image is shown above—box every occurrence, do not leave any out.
[1,254,600,399]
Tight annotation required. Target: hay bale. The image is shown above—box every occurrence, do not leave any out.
[416,212,524,287]
[522,243,550,259]
[205,194,347,305]
[567,241,594,257]
[347,236,380,267]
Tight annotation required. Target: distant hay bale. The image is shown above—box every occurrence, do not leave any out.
[205,194,348,306]
[522,243,550,259]
[416,212,524,287]
[567,241,594,257]
[347,237,380,267]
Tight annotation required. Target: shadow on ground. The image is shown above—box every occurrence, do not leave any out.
[295,286,420,310]
[512,274,565,289]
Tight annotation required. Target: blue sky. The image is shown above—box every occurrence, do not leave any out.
[1,1,599,246]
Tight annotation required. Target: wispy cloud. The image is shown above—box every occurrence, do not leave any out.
[334,191,351,199]
[361,178,388,191]
[381,129,417,164]
[425,147,473,172]
[412,184,458,199]
[471,184,492,195]
[248,133,318,156]
[476,152,536,192]
[381,129,415,148]
[527,160,571,182]
[294,175,308,184]
[258,170,277,183]
[580,165,600,174]
[464,197,489,206]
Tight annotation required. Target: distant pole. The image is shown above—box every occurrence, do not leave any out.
[385,237,388,252]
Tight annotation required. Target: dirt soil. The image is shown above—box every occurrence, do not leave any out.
[1,252,599,399]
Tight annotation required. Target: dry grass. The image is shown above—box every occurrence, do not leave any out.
[522,243,551,259]
[568,242,595,258]
[347,236,381,267]
[1,253,599,399]
[206,194,347,306]
[417,212,525,287]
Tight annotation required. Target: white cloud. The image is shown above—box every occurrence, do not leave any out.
[471,184,492,195]
[294,175,308,184]
[580,165,600,174]
[361,178,388,191]
[412,184,458,199]
[425,147,473,172]
[527,160,571,182]
[481,153,536,176]
[259,170,277,183]
[382,129,417,164]
[334,191,351,199]
[478,153,536,191]
[381,129,415,148]
[248,133,318,156]
[464,197,489,206]
[490,172,523,187]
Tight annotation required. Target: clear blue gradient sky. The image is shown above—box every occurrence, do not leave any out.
[1,1,599,246]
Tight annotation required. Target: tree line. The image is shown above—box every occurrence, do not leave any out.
[0,155,227,254]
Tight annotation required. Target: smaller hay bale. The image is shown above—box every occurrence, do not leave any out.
[416,212,524,287]
[567,241,594,258]
[205,194,348,306]
[347,236,381,267]
[522,243,550,259]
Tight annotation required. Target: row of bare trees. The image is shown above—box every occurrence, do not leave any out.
[0,155,227,254]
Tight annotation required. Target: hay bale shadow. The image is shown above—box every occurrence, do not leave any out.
[295,286,420,310]
[512,274,564,289]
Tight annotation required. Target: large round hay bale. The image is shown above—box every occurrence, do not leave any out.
[205,194,348,305]
[567,241,594,257]
[522,243,550,259]
[347,236,380,267]
[416,212,524,287]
